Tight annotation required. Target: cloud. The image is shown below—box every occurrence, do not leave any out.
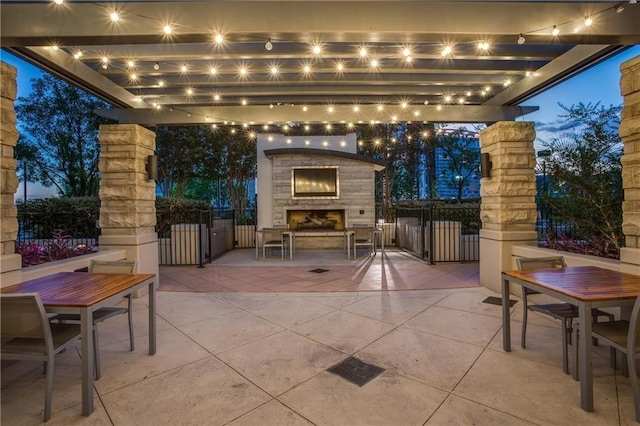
[534,119,578,134]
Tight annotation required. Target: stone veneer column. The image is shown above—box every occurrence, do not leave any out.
[98,124,158,279]
[0,62,22,287]
[620,55,640,275]
[479,121,538,292]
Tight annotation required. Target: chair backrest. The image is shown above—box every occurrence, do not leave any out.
[353,226,375,241]
[516,256,566,271]
[89,260,137,274]
[626,291,640,353]
[0,293,52,353]
[351,223,372,228]
[262,228,284,243]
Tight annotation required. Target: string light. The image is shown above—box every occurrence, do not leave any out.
[110,11,120,22]
[584,16,593,27]
[441,45,452,57]
[265,38,273,51]
[359,47,368,57]
[312,44,321,55]
[517,34,526,45]
[551,25,559,36]
[214,33,224,44]
[158,80,164,87]
[153,62,160,70]
[163,24,173,35]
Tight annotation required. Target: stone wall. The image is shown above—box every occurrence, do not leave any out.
[271,155,376,228]
[98,124,156,235]
[478,121,538,292]
[0,62,21,286]
[620,55,640,273]
[480,122,537,231]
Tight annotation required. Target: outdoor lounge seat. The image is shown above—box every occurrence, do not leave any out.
[517,256,614,375]
[49,259,137,380]
[1,293,81,422]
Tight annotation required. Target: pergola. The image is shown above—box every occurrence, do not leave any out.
[1,1,640,293]
[2,1,639,126]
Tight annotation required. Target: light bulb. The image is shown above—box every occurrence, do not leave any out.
[158,80,164,87]
[214,33,224,44]
[370,59,379,68]
[210,67,217,75]
[517,34,526,45]
[423,100,429,105]
[403,48,411,57]
[110,11,120,22]
[73,51,83,59]
[54,0,63,5]
[551,25,559,36]
[153,62,160,70]
[359,47,368,57]
[584,16,593,27]
[265,39,273,51]
[441,46,452,56]
[163,25,172,35]
[181,65,188,73]
[312,44,321,55]
[127,60,135,68]
[336,62,344,71]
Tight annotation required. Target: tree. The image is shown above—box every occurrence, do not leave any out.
[539,102,623,256]
[436,130,481,201]
[155,126,210,198]
[209,129,256,211]
[14,74,113,196]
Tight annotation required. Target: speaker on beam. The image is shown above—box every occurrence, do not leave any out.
[146,154,158,181]
[480,152,492,178]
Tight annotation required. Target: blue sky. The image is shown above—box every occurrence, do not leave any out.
[2,46,640,197]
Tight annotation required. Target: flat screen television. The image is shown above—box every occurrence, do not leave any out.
[292,167,338,198]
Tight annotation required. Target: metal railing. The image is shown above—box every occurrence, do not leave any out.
[536,206,574,242]
[395,205,481,263]
[16,211,100,248]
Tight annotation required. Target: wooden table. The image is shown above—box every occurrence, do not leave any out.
[502,266,640,412]
[1,272,157,416]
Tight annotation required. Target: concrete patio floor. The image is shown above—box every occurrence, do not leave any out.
[1,248,638,425]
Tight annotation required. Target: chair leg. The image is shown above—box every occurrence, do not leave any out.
[611,347,618,370]
[44,356,53,422]
[573,329,579,381]
[628,351,640,422]
[561,320,570,374]
[521,288,528,349]
[127,294,135,351]
[93,326,101,380]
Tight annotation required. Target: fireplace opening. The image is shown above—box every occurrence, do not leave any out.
[287,209,345,231]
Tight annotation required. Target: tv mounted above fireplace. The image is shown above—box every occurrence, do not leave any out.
[292,167,339,198]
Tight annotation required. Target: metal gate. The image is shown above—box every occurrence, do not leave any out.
[157,209,236,267]
[395,205,480,263]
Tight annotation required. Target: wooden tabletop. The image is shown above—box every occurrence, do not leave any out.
[1,272,155,307]
[504,266,640,302]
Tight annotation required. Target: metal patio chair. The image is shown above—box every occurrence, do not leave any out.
[261,227,288,260]
[517,256,613,375]
[49,259,137,380]
[1,293,81,422]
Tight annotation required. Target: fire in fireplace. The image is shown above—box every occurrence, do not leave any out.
[286,209,345,231]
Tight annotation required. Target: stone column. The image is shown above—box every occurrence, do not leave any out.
[479,121,538,292]
[98,124,158,280]
[0,62,22,287]
[620,55,640,275]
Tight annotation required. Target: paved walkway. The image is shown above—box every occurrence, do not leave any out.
[159,248,480,293]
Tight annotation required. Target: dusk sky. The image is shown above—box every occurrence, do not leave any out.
[2,45,640,198]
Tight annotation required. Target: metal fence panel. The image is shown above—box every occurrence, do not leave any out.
[395,205,480,263]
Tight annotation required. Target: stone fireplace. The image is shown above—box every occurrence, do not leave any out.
[287,209,345,232]
[256,134,385,249]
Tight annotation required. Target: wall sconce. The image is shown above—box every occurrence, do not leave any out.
[480,152,492,178]
[146,154,158,181]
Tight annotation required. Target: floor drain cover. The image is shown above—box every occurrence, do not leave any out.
[327,357,385,387]
[483,296,517,307]
[309,268,329,274]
